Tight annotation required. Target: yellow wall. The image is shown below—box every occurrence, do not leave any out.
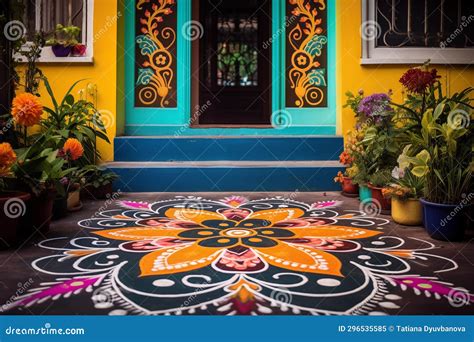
[34,0,119,162]
[337,0,474,137]
[29,0,473,161]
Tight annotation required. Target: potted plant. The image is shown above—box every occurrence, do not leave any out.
[39,77,110,166]
[394,63,473,241]
[334,150,358,196]
[79,165,118,200]
[0,142,30,249]
[368,169,392,214]
[382,165,424,225]
[12,134,75,234]
[399,100,472,241]
[58,138,85,211]
[46,24,81,57]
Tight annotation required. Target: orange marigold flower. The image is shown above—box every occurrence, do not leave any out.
[339,151,353,166]
[11,93,43,127]
[63,138,84,161]
[0,142,17,176]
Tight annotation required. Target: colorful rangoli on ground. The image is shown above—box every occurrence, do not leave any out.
[4,196,473,315]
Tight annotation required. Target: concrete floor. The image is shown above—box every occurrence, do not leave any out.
[1,192,473,315]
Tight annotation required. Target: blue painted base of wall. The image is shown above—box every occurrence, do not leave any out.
[109,136,344,192]
[109,164,343,192]
[114,136,343,161]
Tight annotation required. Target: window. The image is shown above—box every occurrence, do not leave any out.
[361,0,474,64]
[21,0,93,62]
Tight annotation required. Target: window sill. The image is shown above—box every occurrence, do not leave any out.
[361,57,474,65]
[14,46,94,64]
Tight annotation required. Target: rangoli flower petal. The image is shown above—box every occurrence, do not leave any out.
[165,208,225,223]
[247,208,305,222]
[287,225,382,240]
[139,243,222,276]
[256,242,342,276]
[94,227,184,241]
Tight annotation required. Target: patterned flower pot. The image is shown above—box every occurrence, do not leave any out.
[368,184,391,214]
[341,177,359,196]
[359,185,372,202]
[0,192,30,249]
[420,199,468,241]
[51,44,72,57]
[391,198,423,226]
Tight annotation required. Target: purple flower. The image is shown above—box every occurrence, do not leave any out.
[357,93,393,123]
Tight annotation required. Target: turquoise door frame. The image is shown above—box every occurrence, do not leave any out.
[124,0,336,136]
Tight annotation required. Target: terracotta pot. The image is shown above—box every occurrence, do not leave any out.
[24,188,57,235]
[391,197,423,226]
[0,192,31,249]
[82,183,114,200]
[341,177,359,195]
[368,184,391,214]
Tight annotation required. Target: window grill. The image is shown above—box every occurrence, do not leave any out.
[376,0,473,48]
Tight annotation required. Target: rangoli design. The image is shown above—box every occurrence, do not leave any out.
[287,0,328,107]
[4,196,473,315]
[135,0,176,107]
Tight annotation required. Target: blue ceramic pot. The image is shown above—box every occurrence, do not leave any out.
[359,185,372,202]
[420,198,467,241]
[52,44,72,57]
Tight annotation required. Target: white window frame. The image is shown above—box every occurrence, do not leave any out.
[361,0,474,65]
[17,0,94,63]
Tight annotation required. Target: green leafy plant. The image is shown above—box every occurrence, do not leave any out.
[78,165,118,189]
[383,168,424,200]
[368,169,392,188]
[46,24,81,47]
[399,100,473,204]
[38,77,110,166]
[12,134,75,196]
